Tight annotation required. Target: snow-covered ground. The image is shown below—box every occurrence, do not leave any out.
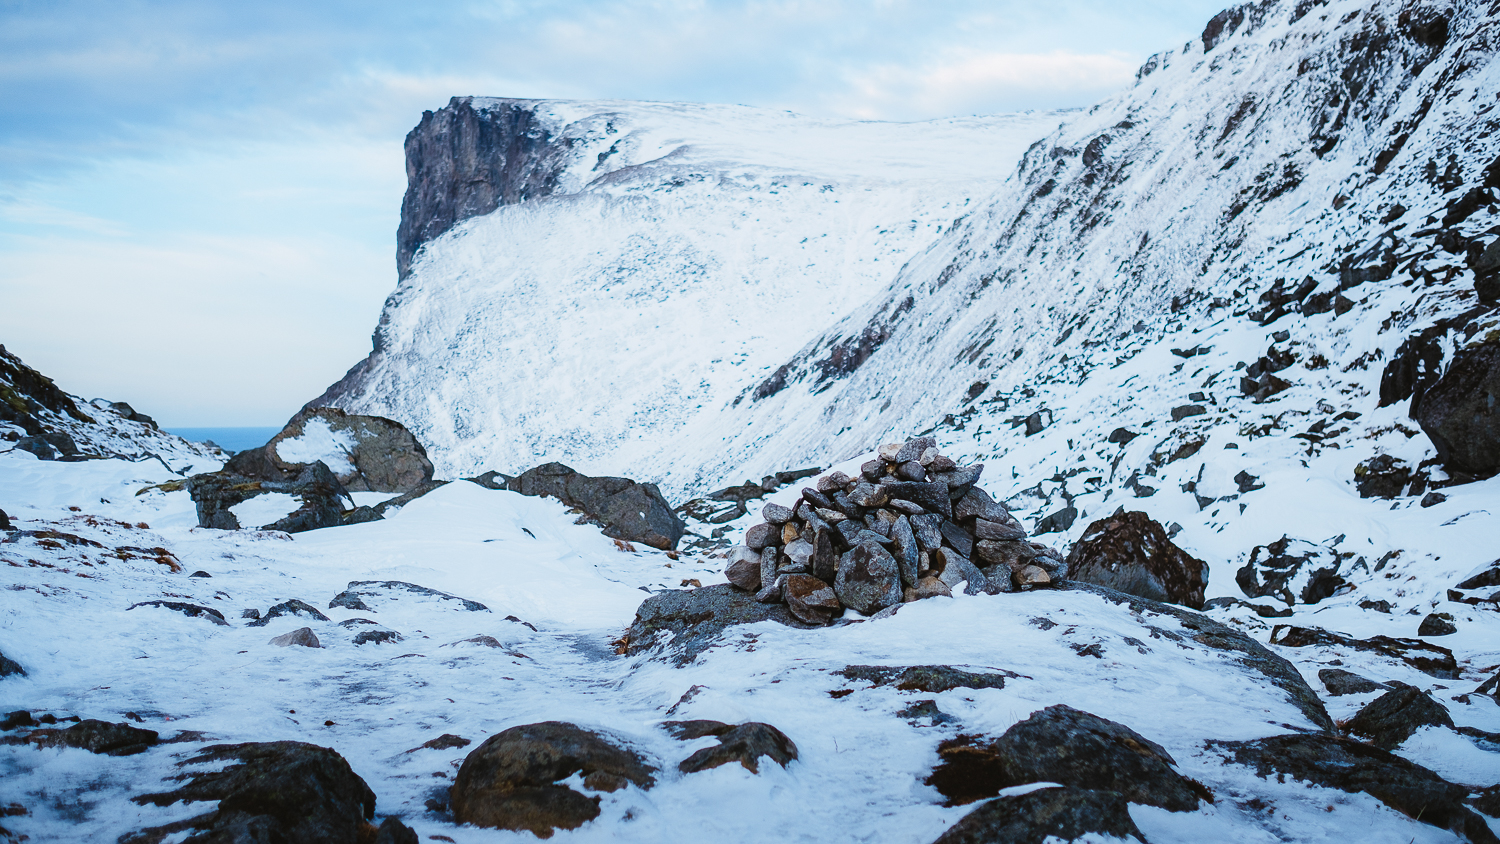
[0,450,1496,842]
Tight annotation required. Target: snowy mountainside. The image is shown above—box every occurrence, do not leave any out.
[310,99,1064,487]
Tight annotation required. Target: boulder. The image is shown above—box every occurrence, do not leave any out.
[248,598,331,627]
[0,651,23,678]
[926,705,1210,811]
[836,665,1012,694]
[1237,536,1353,606]
[0,509,10,531]
[661,720,734,740]
[1415,340,1500,479]
[724,546,762,591]
[1418,612,1457,636]
[507,462,685,550]
[1212,734,1497,844]
[374,817,419,844]
[930,787,1147,844]
[783,575,841,625]
[131,741,377,844]
[328,581,488,613]
[677,722,797,774]
[186,461,349,533]
[1065,511,1208,609]
[1318,668,1388,696]
[270,627,323,648]
[228,407,434,493]
[622,584,815,663]
[835,542,903,615]
[450,722,656,837]
[1345,686,1454,750]
[1269,625,1458,679]
[9,719,157,756]
[126,601,229,626]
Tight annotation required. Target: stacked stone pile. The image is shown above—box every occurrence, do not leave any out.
[723,436,1065,624]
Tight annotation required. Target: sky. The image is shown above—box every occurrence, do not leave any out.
[0,0,1230,427]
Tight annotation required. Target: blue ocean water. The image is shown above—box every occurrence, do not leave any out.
[167,427,280,454]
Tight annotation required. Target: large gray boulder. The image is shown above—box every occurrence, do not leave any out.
[1065,511,1208,609]
[451,722,656,838]
[229,407,435,493]
[507,462,685,551]
[1415,340,1500,479]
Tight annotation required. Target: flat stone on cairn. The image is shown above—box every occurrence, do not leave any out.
[721,436,1065,621]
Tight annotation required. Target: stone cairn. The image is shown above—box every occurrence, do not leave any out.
[723,436,1066,624]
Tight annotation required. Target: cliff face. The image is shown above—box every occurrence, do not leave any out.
[396,98,574,279]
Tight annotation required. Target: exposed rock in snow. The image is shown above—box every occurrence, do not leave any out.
[931,786,1146,844]
[506,462,685,551]
[1065,510,1209,609]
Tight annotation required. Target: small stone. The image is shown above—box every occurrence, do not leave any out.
[812,528,838,583]
[1107,427,1138,444]
[1171,404,1207,421]
[1317,668,1387,696]
[978,565,1017,594]
[816,471,851,493]
[904,577,953,602]
[860,460,883,481]
[761,503,794,524]
[754,574,787,604]
[877,443,904,462]
[896,461,926,481]
[934,548,987,595]
[780,522,800,545]
[784,575,841,625]
[269,627,322,648]
[942,464,984,493]
[910,513,944,551]
[725,553,761,592]
[1420,492,1447,508]
[1417,613,1457,636]
[882,481,953,519]
[782,538,815,571]
[812,506,844,523]
[918,447,940,466]
[896,436,936,464]
[890,516,920,587]
[801,488,834,510]
[1016,565,1051,589]
[887,498,924,515]
[354,629,401,645]
[848,482,890,508]
[835,543,903,615]
[759,547,779,589]
[974,519,1026,541]
[939,520,974,558]
[929,454,956,472]
[241,608,262,620]
[188,570,212,578]
[745,522,778,550]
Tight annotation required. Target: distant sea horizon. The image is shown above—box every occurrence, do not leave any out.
[167,427,281,455]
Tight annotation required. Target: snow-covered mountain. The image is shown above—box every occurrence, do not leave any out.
[308,99,1065,489]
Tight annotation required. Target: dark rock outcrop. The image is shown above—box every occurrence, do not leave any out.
[1237,535,1357,606]
[621,584,815,663]
[1318,668,1388,696]
[1212,734,1498,844]
[0,650,23,678]
[126,601,229,626]
[7,719,157,756]
[926,705,1210,811]
[1065,511,1208,609]
[397,98,575,280]
[247,598,331,627]
[1415,340,1500,479]
[930,787,1146,844]
[835,665,1013,694]
[0,344,94,440]
[226,407,433,494]
[328,581,488,613]
[676,722,797,774]
[130,741,377,844]
[186,461,349,533]
[1345,686,1454,750]
[507,463,685,551]
[1418,612,1457,636]
[451,722,656,838]
[1270,625,1459,679]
